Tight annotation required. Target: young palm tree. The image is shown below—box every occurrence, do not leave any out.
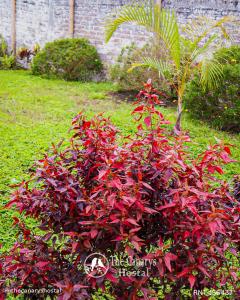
[105,0,234,132]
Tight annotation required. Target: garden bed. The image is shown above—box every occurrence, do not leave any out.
[0,70,239,298]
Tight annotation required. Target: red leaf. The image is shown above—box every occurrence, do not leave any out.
[144,206,158,214]
[188,274,196,288]
[106,273,118,283]
[220,151,232,163]
[223,242,229,251]
[98,169,108,180]
[5,199,17,208]
[144,116,151,127]
[164,253,177,272]
[132,105,144,113]
[142,182,155,191]
[35,261,49,269]
[207,165,215,174]
[79,221,93,225]
[215,166,224,174]
[177,267,190,278]
[152,140,159,153]
[82,121,91,130]
[83,240,91,249]
[111,179,122,190]
[126,218,139,226]
[230,271,237,281]
[135,200,145,212]
[86,206,91,214]
[73,284,89,290]
[121,276,134,283]
[224,146,231,155]
[131,241,141,252]
[90,229,98,239]
[72,242,78,253]
[12,217,20,225]
[110,219,120,224]
[209,221,218,237]
[113,236,123,241]
[158,202,176,211]
[64,232,78,237]
[198,265,211,278]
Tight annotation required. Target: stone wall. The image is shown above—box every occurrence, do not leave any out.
[0,0,239,64]
[74,0,151,62]
[163,0,240,19]
[0,0,12,44]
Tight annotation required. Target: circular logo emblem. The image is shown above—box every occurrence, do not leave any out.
[84,253,109,278]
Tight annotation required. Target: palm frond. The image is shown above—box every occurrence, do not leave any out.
[128,57,173,79]
[190,34,218,63]
[157,9,181,69]
[183,16,234,46]
[199,58,224,90]
[105,1,181,69]
[105,1,154,43]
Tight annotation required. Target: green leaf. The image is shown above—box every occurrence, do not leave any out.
[200,58,224,90]
[127,57,172,79]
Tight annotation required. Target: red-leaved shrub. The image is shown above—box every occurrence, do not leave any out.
[233,175,240,202]
[0,82,239,299]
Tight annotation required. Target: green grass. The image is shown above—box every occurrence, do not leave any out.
[0,70,240,253]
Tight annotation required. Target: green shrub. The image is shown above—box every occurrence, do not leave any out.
[109,42,176,99]
[0,55,16,70]
[0,35,17,70]
[31,38,103,81]
[185,46,240,133]
[0,35,8,57]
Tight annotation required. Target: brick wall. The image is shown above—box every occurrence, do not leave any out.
[0,0,239,64]
[74,0,151,62]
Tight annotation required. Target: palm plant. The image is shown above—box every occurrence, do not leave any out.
[105,0,235,132]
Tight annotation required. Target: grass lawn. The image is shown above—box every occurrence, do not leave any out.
[0,70,240,253]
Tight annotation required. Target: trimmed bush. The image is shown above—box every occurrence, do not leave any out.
[109,42,176,100]
[1,83,239,299]
[31,38,103,81]
[185,46,240,133]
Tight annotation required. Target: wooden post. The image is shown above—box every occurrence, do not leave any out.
[11,0,16,55]
[69,0,75,37]
[155,0,162,8]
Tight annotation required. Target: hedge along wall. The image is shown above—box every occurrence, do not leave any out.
[0,0,239,63]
